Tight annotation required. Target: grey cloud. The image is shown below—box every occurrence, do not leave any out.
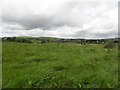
[2,15,55,30]
[92,31,118,38]
[70,30,118,39]
[1,0,118,39]
[2,2,79,30]
[2,14,77,30]
[69,30,89,38]
[2,2,97,30]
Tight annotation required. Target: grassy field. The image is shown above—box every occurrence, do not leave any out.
[0,41,2,89]
[2,42,118,88]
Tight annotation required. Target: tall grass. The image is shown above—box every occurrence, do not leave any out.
[0,40,2,89]
[2,42,118,88]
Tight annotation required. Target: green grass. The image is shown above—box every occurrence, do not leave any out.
[0,40,2,89]
[2,42,118,88]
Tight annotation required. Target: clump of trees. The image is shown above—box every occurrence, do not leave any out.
[78,39,86,45]
[104,40,115,51]
[17,38,32,43]
[41,40,45,43]
[2,37,32,43]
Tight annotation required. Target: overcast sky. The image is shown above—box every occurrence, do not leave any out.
[0,0,119,39]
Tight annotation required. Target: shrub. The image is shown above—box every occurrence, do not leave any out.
[104,40,115,51]
[41,40,45,43]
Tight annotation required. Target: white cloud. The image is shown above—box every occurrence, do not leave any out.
[0,0,119,39]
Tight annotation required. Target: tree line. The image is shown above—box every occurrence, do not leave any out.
[2,37,118,45]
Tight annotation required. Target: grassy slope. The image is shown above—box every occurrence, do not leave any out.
[2,42,118,88]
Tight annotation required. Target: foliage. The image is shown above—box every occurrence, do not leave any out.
[104,40,115,50]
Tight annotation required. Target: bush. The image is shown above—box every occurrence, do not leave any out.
[41,40,45,43]
[104,41,115,51]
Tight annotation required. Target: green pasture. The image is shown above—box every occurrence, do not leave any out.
[2,42,118,88]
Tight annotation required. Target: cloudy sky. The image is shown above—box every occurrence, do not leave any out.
[0,0,119,39]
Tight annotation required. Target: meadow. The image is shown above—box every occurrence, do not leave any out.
[2,42,118,88]
[0,41,2,89]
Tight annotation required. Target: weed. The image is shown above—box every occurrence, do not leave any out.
[53,65,66,71]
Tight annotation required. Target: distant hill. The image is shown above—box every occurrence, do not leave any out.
[2,36,119,44]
